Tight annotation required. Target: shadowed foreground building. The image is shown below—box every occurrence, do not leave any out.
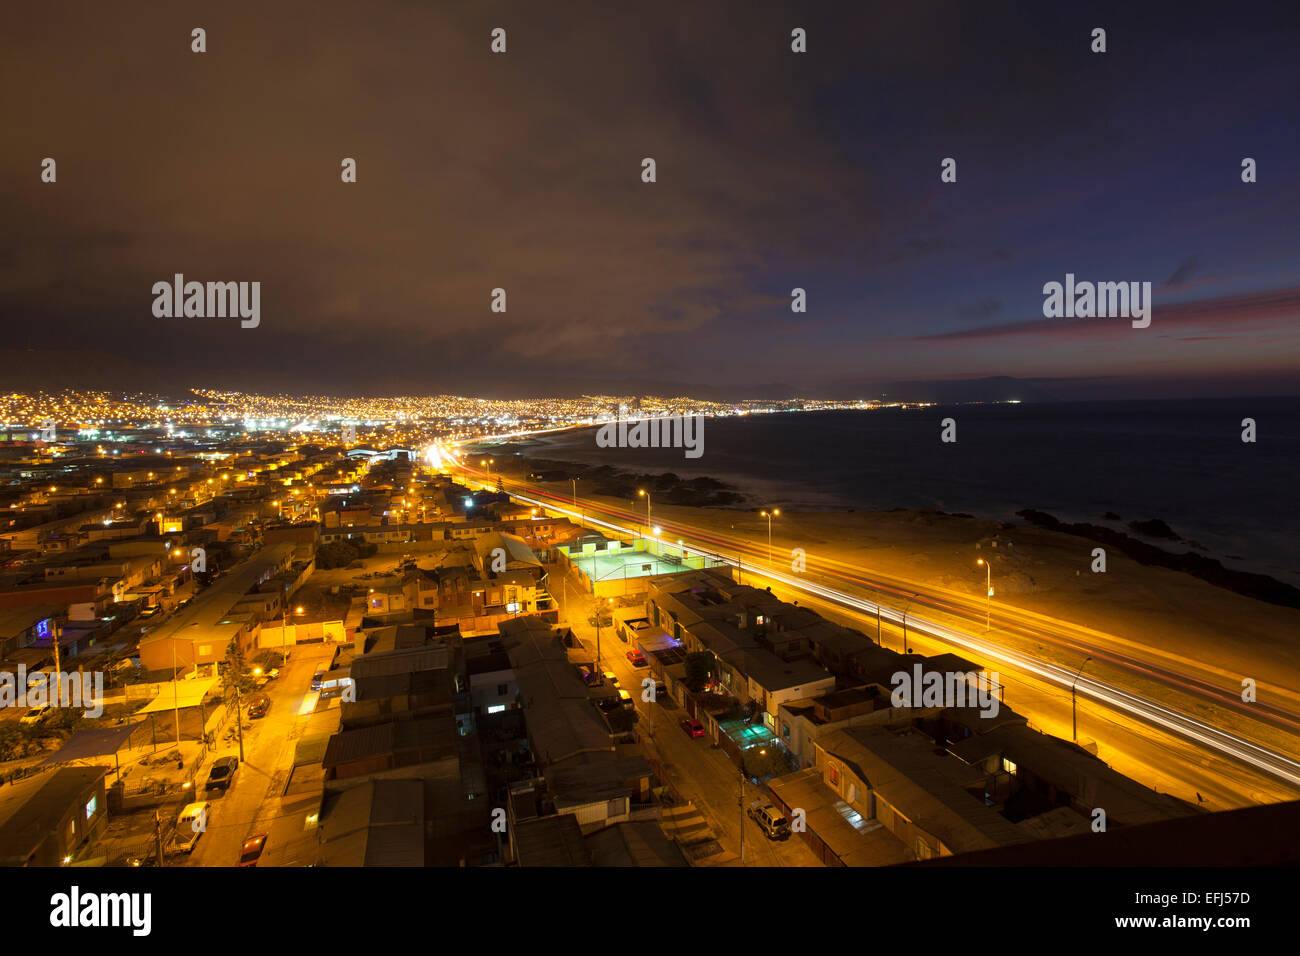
[0,767,108,866]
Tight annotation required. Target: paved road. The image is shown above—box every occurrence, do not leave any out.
[555,562,820,866]
[176,645,335,867]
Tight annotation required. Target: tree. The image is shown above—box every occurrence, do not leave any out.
[0,723,24,762]
[316,541,359,569]
[742,746,792,780]
[683,651,716,693]
[218,637,255,697]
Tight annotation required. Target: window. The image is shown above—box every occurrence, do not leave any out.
[497,683,508,695]
[487,705,505,714]
[1002,757,1017,775]
[781,723,790,739]
[84,795,98,820]
[828,764,840,785]
[198,644,212,656]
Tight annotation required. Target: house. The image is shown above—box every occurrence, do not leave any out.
[0,767,109,866]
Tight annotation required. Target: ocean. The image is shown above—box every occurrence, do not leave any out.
[491,398,1300,587]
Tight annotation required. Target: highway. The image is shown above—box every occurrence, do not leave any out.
[451,459,1300,797]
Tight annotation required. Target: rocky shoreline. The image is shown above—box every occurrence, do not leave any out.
[1016,509,1300,609]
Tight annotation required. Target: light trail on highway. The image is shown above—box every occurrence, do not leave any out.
[448,457,1300,790]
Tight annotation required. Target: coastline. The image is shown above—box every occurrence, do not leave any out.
[471,427,1300,608]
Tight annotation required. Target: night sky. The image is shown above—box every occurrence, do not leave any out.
[3,1,1298,400]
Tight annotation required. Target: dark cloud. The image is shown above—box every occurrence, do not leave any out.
[1,1,1298,399]
[1164,257,1201,288]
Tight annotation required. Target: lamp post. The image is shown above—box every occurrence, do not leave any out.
[595,596,610,673]
[638,489,651,537]
[570,477,579,507]
[901,593,919,654]
[760,509,780,565]
[281,582,289,665]
[1071,656,1092,742]
[739,765,746,865]
[976,558,992,631]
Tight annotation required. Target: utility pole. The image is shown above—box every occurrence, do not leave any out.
[738,766,746,865]
[154,809,166,867]
[1071,656,1092,742]
[281,583,289,665]
[234,679,246,762]
[171,637,180,744]
[50,618,63,708]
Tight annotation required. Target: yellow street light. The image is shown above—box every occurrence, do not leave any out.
[976,559,992,631]
[760,509,780,564]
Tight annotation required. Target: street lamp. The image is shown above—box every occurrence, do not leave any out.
[901,592,919,654]
[976,558,993,631]
[1071,656,1092,742]
[595,596,611,673]
[638,489,651,536]
[760,509,780,564]
[570,476,579,507]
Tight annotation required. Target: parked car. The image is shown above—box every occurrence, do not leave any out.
[626,649,648,667]
[617,689,634,710]
[748,801,792,840]
[167,802,212,855]
[601,671,619,689]
[310,669,325,691]
[680,718,706,738]
[239,833,269,867]
[19,706,51,726]
[204,756,239,792]
[247,695,271,720]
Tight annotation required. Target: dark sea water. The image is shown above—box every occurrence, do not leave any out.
[495,398,1300,587]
